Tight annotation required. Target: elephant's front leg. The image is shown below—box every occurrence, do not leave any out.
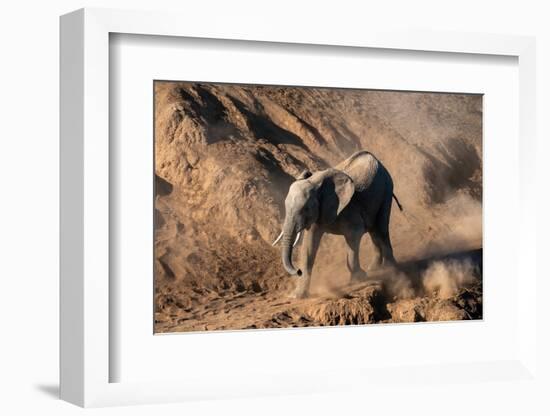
[293,224,322,299]
[345,229,368,282]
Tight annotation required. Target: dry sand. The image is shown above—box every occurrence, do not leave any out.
[153,82,482,333]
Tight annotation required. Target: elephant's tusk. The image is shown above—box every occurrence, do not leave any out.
[293,231,301,247]
[272,230,284,246]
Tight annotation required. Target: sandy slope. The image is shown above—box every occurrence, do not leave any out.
[153,82,482,333]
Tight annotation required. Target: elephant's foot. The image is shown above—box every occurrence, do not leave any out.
[367,258,382,272]
[350,269,368,283]
[382,257,397,268]
[289,281,310,299]
[290,289,309,299]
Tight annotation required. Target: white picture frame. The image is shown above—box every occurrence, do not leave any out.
[60,7,538,408]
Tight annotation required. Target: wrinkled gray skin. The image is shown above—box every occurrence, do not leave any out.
[277,151,400,298]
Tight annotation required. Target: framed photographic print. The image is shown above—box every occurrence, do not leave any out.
[152,81,483,333]
[60,7,538,408]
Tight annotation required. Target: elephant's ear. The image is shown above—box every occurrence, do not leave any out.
[318,170,355,224]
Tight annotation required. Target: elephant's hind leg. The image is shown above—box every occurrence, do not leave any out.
[367,231,383,271]
[374,195,396,266]
[345,230,368,283]
[369,229,396,267]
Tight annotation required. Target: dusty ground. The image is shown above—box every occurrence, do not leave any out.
[155,249,482,332]
[153,82,482,333]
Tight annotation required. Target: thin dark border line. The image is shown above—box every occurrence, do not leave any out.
[153,78,484,97]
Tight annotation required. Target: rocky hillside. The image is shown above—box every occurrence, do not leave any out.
[153,82,482,332]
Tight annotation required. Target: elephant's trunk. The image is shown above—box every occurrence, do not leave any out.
[281,218,302,277]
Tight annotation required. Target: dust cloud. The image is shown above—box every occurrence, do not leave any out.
[422,258,477,299]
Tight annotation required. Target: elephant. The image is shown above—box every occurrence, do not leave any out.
[272,150,403,298]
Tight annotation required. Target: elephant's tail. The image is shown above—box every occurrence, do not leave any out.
[392,193,403,212]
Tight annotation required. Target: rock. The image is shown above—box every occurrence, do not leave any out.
[387,299,426,322]
[424,299,469,321]
[300,285,383,325]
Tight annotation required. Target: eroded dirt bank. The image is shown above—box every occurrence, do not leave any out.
[153,82,482,332]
